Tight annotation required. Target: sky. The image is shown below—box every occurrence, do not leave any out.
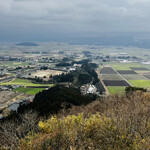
[0,0,150,41]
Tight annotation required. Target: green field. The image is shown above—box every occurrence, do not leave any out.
[0,79,53,87]
[107,86,126,95]
[0,61,30,67]
[13,87,45,95]
[129,80,150,88]
[109,63,145,70]
[101,62,150,70]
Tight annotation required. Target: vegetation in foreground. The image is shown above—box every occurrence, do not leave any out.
[0,89,150,150]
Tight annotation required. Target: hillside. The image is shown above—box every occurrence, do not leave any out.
[0,89,150,149]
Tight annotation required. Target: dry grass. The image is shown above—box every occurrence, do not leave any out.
[1,92,150,150]
[32,70,64,78]
[19,92,150,150]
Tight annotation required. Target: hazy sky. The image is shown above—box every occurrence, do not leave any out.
[0,0,150,41]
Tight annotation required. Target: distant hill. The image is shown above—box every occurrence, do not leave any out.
[16,42,39,46]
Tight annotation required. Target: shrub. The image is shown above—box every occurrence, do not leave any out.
[19,112,150,150]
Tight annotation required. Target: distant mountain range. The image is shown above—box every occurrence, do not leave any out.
[16,42,39,46]
[68,36,150,48]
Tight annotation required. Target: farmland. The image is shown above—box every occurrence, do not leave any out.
[106,62,144,70]
[101,74,123,80]
[107,86,125,95]
[122,74,147,80]
[130,67,149,71]
[0,79,53,87]
[100,67,117,74]
[0,61,30,67]
[143,74,150,80]
[98,63,150,95]
[103,80,130,86]
[116,70,137,74]
[13,87,45,95]
[95,82,105,93]
[128,80,150,88]
[32,70,64,78]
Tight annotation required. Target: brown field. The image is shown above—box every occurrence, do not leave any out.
[32,70,64,78]
[0,91,30,106]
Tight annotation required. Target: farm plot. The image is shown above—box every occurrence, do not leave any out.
[13,87,45,95]
[101,74,123,80]
[122,74,148,80]
[32,70,64,78]
[108,86,125,95]
[100,67,117,74]
[117,70,137,74]
[138,71,150,75]
[0,79,53,87]
[103,80,130,86]
[143,74,150,80]
[109,62,143,70]
[130,67,149,71]
[0,61,30,67]
[0,91,19,105]
[128,80,150,88]
[0,91,30,106]
[95,82,105,93]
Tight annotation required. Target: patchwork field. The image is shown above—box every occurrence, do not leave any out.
[98,63,150,95]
